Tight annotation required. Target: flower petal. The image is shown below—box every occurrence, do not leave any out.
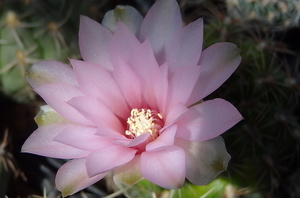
[56,158,107,197]
[53,125,114,151]
[127,133,150,148]
[21,124,90,158]
[34,105,71,126]
[175,137,231,185]
[140,146,185,189]
[128,39,160,109]
[113,155,143,185]
[187,42,241,105]
[164,102,188,128]
[34,83,94,126]
[146,125,177,151]
[70,59,129,118]
[153,62,169,115]
[96,128,127,139]
[177,98,243,141]
[139,0,182,64]
[102,5,143,36]
[112,57,142,109]
[27,60,77,88]
[67,96,124,132]
[167,66,201,106]
[79,16,113,70]
[166,18,204,73]
[86,145,137,177]
[109,22,141,65]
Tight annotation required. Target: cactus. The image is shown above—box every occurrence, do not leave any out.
[0,131,10,198]
[0,128,27,198]
[0,1,80,103]
[181,1,300,197]
[113,177,243,198]
[0,10,40,103]
[225,0,300,30]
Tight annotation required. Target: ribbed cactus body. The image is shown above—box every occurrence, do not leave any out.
[0,1,80,103]
[226,0,300,30]
[0,11,39,102]
[202,9,300,196]
[115,178,239,198]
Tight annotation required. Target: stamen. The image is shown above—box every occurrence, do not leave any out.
[125,108,163,140]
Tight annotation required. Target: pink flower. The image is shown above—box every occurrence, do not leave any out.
[22,0,242,196]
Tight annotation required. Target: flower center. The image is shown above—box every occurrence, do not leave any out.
[125,108,163,140]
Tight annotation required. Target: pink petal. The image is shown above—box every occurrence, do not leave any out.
[177,98,243,141]
[102,5,143,36]
[164,102,188,128]
[112,139,132,147]
[153,62,169,115]
[128,39,160,109]
[86,145,137,177]
[187,42,241,105]
[34,84,94,126]
[175,137,231,185]
[140,146,185,189]
[70,59,129,118]
[109,22,141,65]
[113,155,143,185]
[127,133,150,147]
[96,128,127,139]
[166,18,204,73]
[21,124,90,158]
[67,96,124,132]
[27,60,77,88]
[167,66,201,106]
[79,16,113,70]
[146,125,177,151]
[53,125,114,151]
[139,0,182,64]
[56,158,107,197]
[111,57,142,109]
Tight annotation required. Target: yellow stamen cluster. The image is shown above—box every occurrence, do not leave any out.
[125,108,163,140]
